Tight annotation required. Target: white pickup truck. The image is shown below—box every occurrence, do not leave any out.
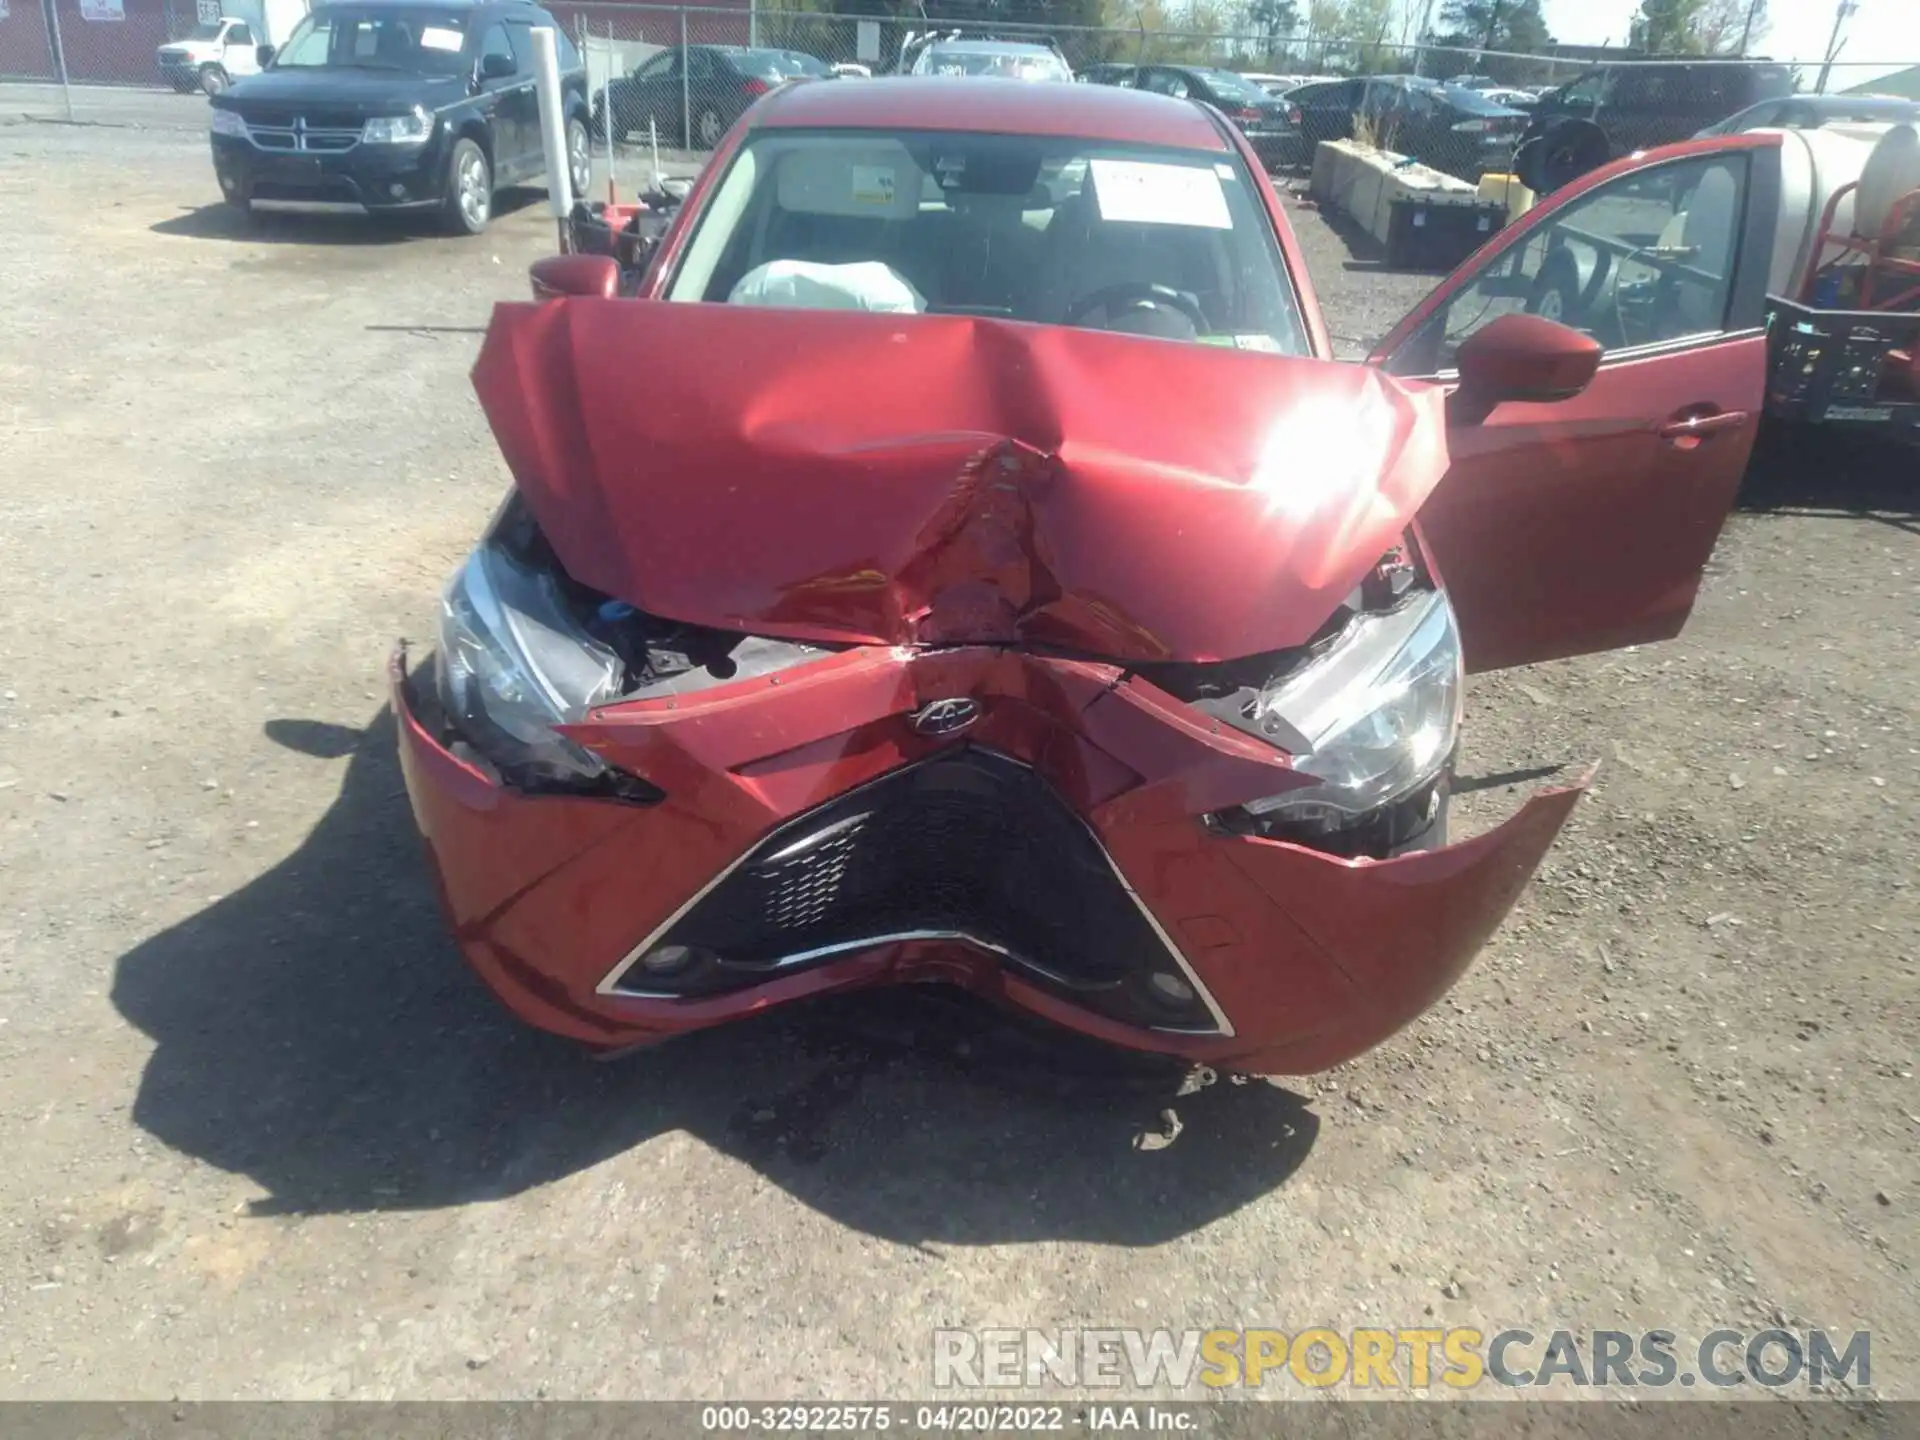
[157,0,307,95]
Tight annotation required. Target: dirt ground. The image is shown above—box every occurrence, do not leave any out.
[0,107,1915,1407]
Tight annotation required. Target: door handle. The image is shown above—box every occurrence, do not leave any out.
[1658,408,1749,448]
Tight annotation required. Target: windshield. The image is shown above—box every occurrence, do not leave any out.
[1436,85,1521,114]
[664,129,1308,356]
[1196,69,1267,103]
[913,46,1071,82]
[732,48,829,79]
[182,20,225,40]
[270,7,471,74]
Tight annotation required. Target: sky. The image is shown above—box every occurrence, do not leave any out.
[1540,0,1918,78]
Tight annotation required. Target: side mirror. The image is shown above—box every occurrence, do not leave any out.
[479,51,516,81]
[529,253,619,301]
[1452,312,1601,421]
[255,43,274,66]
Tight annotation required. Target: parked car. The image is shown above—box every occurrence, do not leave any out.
[1089,63,1301,169]
[1077,62,1137,87]
[596,45,823,148]
[1696,93,1920,137]
[1292,74,1526,178]
[1521,60,1793,191]
[904,36,1073,83]
[158,0,308,95]
[207,0,590,234]
[399,76,1788,1076]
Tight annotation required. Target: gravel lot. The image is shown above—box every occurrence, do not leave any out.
[0,107,1915,1407]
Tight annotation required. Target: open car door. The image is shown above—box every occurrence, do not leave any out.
[1370,132,1784,672]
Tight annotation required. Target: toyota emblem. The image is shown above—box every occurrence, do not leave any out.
[910,697,980,737]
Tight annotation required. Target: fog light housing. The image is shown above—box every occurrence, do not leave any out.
[388,181,408,200]
[1147,970,1196,1007]
[639,943,706,976]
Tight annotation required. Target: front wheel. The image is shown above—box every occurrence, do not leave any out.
[565,114,591,201]
[441,137,491,236]
[197,64,229,95]
[692,105,723,149]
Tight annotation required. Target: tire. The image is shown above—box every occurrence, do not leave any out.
[197,64,229,96]
[1526,249,1582,326]
[565,114,591,202]
[1517,117,1609,195]
[692,105,723,149]
[441,136,492,236]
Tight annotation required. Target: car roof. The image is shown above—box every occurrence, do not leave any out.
[924,38,1059,53]
[755,75,1231,150]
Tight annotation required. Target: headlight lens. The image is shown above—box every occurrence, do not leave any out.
[362,107,433,144]
[209,108,248,138]
[434,544,621,784]
[1244,588,1462,824]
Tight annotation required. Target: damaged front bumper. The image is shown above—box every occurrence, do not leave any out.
[392,645,1587,1075]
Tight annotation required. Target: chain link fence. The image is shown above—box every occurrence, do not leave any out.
[4,0,1914,153]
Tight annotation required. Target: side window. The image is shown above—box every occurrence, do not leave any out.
[479,23,514,75]
[635,51,677,80]
[685,50,716,80]
[226,22,252,44]
[504,22,535,73]
[542,15,580,70]
[1387,154,1750,376]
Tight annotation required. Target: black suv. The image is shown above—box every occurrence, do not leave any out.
[1520,60,1793,191]
[208,0,591,234]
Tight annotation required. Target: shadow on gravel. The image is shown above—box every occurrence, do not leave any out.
[111,708,1318,1242]
[1738,419,1920,534]
[149,188,547,245]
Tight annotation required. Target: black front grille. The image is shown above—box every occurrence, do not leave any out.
[242,106,368,130]
[618,749,1219,1032]
[250,126,361,153]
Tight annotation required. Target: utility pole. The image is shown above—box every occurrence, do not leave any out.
[1815,0,1857,95]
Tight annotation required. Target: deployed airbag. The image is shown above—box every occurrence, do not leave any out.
[728,260,927,313]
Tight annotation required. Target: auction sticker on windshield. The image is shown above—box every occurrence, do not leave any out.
[420,25,464,50]
[1090,159,1231,229]
[851,165,897,207]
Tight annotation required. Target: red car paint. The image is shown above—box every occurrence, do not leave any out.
[472,300,1450,662]
[394,88,1781,1073]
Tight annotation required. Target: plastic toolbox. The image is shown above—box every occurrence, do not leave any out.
[1765,295,1920,442]
[1385,197,1507,271]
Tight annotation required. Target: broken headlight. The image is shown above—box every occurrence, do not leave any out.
[1243,587,1462,829]
[434,543,621,785]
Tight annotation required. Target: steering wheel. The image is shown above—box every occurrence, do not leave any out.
[1062,281,1209,332]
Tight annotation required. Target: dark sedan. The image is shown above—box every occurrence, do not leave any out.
[1292,75,1527,179]
[595,44,825,148]
[1087,63,1302,169]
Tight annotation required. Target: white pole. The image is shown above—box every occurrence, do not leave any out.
[531,26,573,234]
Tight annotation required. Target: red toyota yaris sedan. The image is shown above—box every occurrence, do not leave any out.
[395,77,1781,1074]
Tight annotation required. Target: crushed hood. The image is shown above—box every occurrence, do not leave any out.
[471,299,1450,663]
